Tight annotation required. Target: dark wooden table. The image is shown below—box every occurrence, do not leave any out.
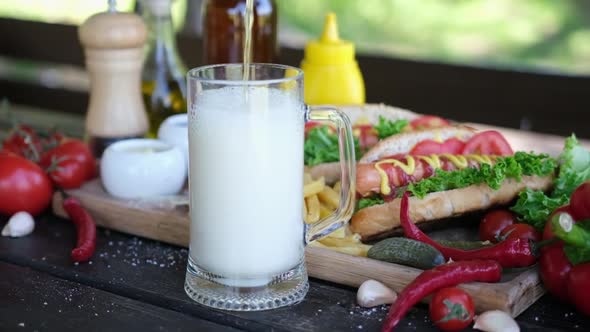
[0,212,588,332]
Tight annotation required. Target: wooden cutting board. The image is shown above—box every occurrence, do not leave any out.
[52,123,586,317]
[52,180,543,317]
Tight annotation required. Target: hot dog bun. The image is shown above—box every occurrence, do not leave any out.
[306,104,429,184]
[350,175,553,241]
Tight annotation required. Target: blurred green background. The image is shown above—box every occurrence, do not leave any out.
[2,0,590,75]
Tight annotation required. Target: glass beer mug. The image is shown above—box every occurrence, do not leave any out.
[184,63,356,311]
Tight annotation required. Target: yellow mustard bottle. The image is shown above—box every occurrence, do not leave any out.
[301,12,365,105]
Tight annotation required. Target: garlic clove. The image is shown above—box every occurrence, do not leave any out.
[357,279,397,308]
[473,310,519,332]
[2,211,35,238]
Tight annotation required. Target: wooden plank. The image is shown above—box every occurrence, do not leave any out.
[0,261,243,332]
[2,213,586,331]
[0,217,414,332]
[53,179,543,317]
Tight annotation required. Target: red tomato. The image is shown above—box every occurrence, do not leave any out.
[410,115,450,130]
[410,138,466,156]
[567,263,590,316]
[441,138,465,154]
[409,139,444,155]
[0,153,53,216]
[479,210,516,242]
[354,124,379,152]
[461,131,514,156]
[1,125,42,161]
[500,223,541,242]
[540,242,571,302]
[570,182,590,221]
[40,140,97,189]
[543,205,574,240]
[305,121,322,135]
[429,287,474,331]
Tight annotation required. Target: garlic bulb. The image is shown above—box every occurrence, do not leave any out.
[356,279,397,308]
[473,310,519,332]
[2,211,35,237]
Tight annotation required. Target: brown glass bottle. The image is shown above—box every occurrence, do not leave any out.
[202,0,278,64]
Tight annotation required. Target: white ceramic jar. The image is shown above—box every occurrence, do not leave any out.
[157,113,189,168]
[100,139,186,199]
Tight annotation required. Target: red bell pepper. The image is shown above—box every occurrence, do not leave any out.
[539,182,590,316]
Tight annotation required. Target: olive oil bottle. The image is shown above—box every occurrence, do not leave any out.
[140,0,187,138]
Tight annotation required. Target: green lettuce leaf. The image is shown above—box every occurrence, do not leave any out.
[407,152,556,199]
[304,126,360,166]
[374,117,409,140]
[511,135,590,229]
[357,196,385,210]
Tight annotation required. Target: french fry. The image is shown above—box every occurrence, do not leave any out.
[326,226,346,239]
[305,195,321,224]
[319,204,333,219]
[304,177,325,198]
[333,181,341,194]
[318,236,361,247]
[303,197,309,223]
[318,186,339,210]
[304,172,313,184]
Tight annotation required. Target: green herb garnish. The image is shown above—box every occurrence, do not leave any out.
[357,196,385,210]
[374,117,409,140]
[304,126,360,166]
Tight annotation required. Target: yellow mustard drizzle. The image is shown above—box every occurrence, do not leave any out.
[373,154,496,194]
[375,156,416,195]
[440,154,468,169]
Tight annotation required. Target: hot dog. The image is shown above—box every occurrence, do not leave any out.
[350,127,556,241]
[305,104,452,184]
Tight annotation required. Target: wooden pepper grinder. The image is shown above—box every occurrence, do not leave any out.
[78,0,149,157]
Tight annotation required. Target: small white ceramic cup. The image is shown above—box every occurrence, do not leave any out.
[100,139,186,199]
[157,113,189,169]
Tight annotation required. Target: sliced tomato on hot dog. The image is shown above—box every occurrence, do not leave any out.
[410,116,450,130]
[410,138,465,155]
[461,131,513,156]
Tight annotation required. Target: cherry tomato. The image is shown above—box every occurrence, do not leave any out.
[0,153,53,216]
[429,287,474,331]
[40,140,97,189]
[410,115,450,130]
[567,263,590,316]
[543,205,575,241]
[500,223,541,242]
[1,124,42,161]
[461,130,514,156]
[479,209,516,242]
[570,181,590,221]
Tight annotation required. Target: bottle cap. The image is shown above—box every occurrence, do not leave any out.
[303,13,355,65]
[79,0,147,49]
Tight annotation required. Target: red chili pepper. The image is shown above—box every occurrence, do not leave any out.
[381,260,502,332]
[62,196,96,262]
[400,192,537,268]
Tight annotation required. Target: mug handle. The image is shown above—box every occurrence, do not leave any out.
[304,105,356,244]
